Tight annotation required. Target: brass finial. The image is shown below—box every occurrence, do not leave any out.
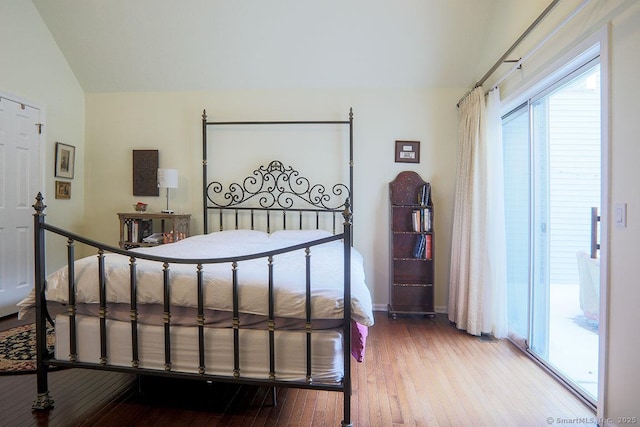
[342,197,352,223]
[33,192,46,215]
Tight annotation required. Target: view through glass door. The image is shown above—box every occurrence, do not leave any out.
[503,58,601,405]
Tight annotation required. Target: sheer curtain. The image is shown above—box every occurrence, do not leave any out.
[448,87,507,337]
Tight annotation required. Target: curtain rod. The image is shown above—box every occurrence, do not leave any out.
[456,0,562,107]
[492,0,592,89]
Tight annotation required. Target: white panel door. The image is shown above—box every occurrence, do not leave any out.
[0,96,41,317]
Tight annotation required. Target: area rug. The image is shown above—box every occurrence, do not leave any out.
[0,323,55,375]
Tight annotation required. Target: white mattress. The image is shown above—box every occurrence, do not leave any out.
[55,314,344,383]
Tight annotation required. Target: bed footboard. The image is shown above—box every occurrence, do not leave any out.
[32,194,54,410]
[31,193,357,426]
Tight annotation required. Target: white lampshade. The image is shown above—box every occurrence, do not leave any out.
[157,168,178,189]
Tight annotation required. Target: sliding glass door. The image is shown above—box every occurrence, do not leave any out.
[503,104,530,349]
[503,58,601,405]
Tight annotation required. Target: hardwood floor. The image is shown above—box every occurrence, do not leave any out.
[0,312,596,426]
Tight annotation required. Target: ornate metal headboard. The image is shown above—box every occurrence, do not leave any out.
[201,109,354,234]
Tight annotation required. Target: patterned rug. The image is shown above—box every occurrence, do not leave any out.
[0,323,55,375]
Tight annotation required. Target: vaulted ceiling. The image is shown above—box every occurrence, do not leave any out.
[32,0,543,93]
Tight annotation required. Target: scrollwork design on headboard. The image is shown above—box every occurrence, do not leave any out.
[207,160,350,210]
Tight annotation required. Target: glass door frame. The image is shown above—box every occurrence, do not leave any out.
[500,32,610,413]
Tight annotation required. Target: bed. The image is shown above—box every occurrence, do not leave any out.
[29,109,372,427]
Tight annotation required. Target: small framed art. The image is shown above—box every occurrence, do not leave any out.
[395,140,420,163]
[55,181,71,199]
[55,142,76,179]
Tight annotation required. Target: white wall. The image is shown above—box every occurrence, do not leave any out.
[84,89,460,311]
[606,2,640,422]
[493,0,640,422]
[0,0,85,269]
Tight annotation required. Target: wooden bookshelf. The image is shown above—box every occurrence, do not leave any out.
[388,171,435,318]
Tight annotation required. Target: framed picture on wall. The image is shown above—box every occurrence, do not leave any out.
[55,181,71,199]
[132,149,160,196]
[395,140,420,163]
[55,142,76,179]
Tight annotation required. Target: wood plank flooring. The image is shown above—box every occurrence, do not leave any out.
[0,312,596,426]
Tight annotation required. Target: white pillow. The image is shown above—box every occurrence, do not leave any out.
[269,229,333,243]
[197,229,270,243]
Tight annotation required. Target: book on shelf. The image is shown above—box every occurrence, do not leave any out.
[412,234,426,258]
[423,207,432,232]
[412,233,433,259]
[140,219,153,239]
[412,210,421,232]
[126,219,153,243]
[411,207,432,233]
[131,221,139,242]
[418,182,431,206]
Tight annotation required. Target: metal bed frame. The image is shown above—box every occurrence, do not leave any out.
[201,108,354,234]
[32,109,357,426]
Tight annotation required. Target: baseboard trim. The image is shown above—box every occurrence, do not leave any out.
[372,304,448,314]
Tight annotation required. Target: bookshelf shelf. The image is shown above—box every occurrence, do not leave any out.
[118,212,191,249]
[388,171,435,319]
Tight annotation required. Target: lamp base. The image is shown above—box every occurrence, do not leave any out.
[161,209,175,214]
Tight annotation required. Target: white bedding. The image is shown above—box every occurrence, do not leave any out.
[44,229,374,327]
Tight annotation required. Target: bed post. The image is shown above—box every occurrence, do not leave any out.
[202,110,209,234]
[32,193,54,410]
[348,108,353,219]
[341,198,353,427]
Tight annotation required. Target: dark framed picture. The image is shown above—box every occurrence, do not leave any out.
[132,149,159,196]
[395,140,420,163]
[55,142,76,179]
[55,181,71,199]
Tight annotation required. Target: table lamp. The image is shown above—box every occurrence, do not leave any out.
[157,168,178,213]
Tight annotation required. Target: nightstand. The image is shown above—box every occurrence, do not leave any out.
[117,212,191,249]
